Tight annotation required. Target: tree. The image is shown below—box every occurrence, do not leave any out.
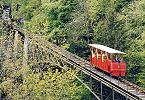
[0,28,92,99]
[2,0,145,89]
[1,67,84,100]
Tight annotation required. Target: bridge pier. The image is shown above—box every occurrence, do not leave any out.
[2,24,145,99]
[90,75,92,90]
[23,35,28,66]
[112,87,114,100]
[101,82,103,100]
[13,30,19,65]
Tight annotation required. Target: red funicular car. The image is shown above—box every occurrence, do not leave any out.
[88,44,126,76]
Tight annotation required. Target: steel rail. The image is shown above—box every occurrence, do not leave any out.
[2,23,145,99]
[30,36,142,100]
[20,35,145,100]
[45,40,145,100]
[39,48,101,100]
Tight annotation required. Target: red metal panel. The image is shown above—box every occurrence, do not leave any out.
[98,58,102,69]
[92,56,96,65]
[120,62,126,76]
[110,62,119,71]
[90,52,126,77]
[103,60,110,73]
[90,55,92,64]
[91,56,97,66]
[102,60,105,72]
[110,62,126,76]
[111,62,120,76]
[112,71,120,76]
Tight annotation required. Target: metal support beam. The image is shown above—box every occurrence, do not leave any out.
[3,24,145,100]
[101,82,103,100]
[81,70,83,80]
[23,36,28,66]
[112,88,114,100]
[126,95,128,100]
[14,30,18,58]
[90,75,92,90]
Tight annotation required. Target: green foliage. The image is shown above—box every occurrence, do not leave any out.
[120,0,145,86]
[10,0,78,46]
[137,70,145,88]
[69,0,145,87]
[2,0,145,92]
[1,68,83,100]
[0,34,91,99]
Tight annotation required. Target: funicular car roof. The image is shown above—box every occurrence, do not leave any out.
[88,44,126,54]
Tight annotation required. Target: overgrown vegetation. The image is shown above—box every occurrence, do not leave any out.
[0,27,93,99]
[1,0,145,99]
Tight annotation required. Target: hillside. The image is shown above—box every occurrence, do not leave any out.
[0,0,145,99]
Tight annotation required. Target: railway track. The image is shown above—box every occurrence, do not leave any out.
[45,40,145,100]
[2,24,145,99]
[1,7,145,99]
